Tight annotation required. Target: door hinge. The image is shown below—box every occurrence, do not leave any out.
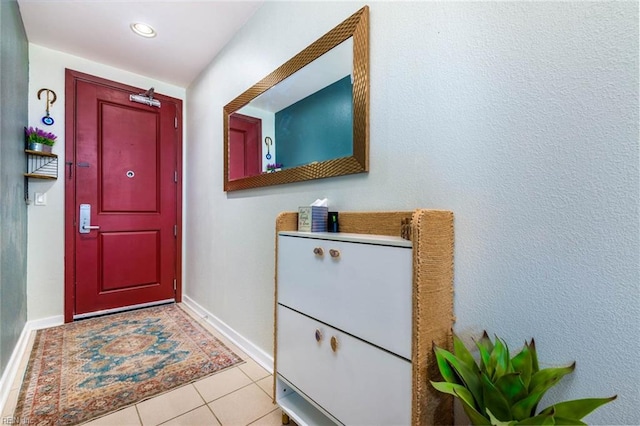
[173,278,177,291]
[174,116,178,129]
[174,171,178,183]
[174,224,177,237]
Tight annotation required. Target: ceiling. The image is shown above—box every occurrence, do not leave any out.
[17,0,264,88]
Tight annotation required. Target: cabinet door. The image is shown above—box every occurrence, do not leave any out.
[277,306,412,426]
[278,236,412,359]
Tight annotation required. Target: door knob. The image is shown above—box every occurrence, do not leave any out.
[330,336,338,352]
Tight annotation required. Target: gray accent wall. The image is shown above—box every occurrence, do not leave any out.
[0,0,29,375]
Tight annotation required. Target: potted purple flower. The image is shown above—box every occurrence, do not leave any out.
[25,126,57,153]
[266,162,283,173]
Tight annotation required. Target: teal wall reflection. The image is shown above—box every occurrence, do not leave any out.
[275,76,353,168]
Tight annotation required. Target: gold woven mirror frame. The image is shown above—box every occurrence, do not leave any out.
[223,6,369,191]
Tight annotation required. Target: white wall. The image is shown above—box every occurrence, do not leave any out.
[26,44,185,320]
[186,1,638,424]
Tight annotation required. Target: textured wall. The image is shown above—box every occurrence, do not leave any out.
[0,0,29,375]
[186,2,638,424]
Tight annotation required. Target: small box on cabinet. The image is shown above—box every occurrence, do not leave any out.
[298,206,328,232]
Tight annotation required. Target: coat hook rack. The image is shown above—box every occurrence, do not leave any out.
[37,88,57,125]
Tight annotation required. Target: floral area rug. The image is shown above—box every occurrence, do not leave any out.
[14,304,243,425]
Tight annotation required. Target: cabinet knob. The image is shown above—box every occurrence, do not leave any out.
[315,329,323,342]
[313,247,324,256]
[329,249,340,258]
[330,336,339,352]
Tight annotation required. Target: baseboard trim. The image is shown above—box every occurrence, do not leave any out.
[28,315,64,331]
[181,296,273,373]
[0,315,63,416]
[0,323,30,417]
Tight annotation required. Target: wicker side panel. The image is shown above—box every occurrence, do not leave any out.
[333,211,412,236]
[275,210,414,237]
[412,210,455,425]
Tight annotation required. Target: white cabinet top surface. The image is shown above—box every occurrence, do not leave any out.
[278,231,412,248]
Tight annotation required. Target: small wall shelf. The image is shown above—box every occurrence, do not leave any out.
[25,149,58,179]
[24,149,58,204]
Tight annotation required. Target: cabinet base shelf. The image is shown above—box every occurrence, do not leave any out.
[276,376,340,426]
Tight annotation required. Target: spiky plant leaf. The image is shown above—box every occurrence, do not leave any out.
[481,371,512,421]
[480,330,495,351]
[430,381,478,410]
[487,409,518,426]
[461,400,492,426]
[490,336,512,380]
[434,346,484,408]
[511,343,533,390]
[511,390,546,420]
[528,339,539,372]
[454,333,481,374]
[529,363,576,395]
[431,333,615,425]
[433,342,461,384]
[494,372,528,405]
[514,409,556,425]
[538,396,617,421]
[476,331,495,377]
[476,343,493,377]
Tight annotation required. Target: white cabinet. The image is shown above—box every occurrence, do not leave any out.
[277,306,411,426]
[274,210,455,426]
[277,234,413,359]
[276,232,413,426]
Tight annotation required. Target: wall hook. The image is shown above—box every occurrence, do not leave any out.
[265,136,273,160]
[37,88,57,125]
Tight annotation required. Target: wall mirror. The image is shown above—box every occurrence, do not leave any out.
[223,6,369,191]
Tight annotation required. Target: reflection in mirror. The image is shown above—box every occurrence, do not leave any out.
[235,39,353,173]
[228,113,262,180]
[223,6,369,191]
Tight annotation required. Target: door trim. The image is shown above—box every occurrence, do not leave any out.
[64,69,183,323]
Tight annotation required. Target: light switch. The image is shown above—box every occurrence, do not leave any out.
[34,192,46,206]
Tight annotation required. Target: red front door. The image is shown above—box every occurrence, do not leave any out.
[229,113,262,180]
[64,70,182,321]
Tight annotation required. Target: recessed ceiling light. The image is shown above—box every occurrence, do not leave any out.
[130,22,157,38]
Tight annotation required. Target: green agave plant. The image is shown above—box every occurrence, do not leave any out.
[431,332,616,425]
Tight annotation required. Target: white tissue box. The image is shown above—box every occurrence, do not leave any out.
[298,206,328,232]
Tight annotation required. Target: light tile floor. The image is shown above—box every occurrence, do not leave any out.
[2,304,290,426]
